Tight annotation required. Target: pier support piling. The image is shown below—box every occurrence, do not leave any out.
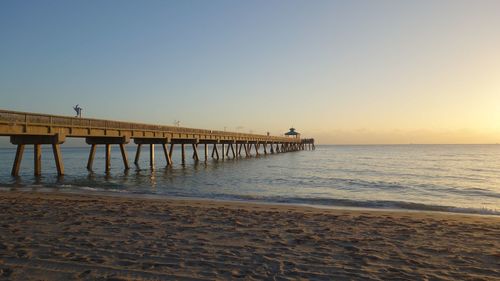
[238,143,243,156]
[11,144,25,176]
[134,144,142,165]
[181,144,186,164]
[204,144,208,162]
[245,144,250,157]
[212,143,220,160]
[162,144,173,166]
[87,144,96,170]
[34,144,41,176]
[192,144,199,162]
[169,143,175,159]
[149,144,155,168]
[105,144,111,172]
[230,143,236,158]
[52,144,64,175]
[119,144,129,170]
[134,138,170,167]
[85,136,129,172]
[10,134,66,176]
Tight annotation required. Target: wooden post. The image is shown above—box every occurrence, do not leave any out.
[270,143,274,154]
[11,144,25,176]
[247,143,252,155]
[192,144,199,161]
[238,143,243,156]
[181,144,185,164]
[169,143,174,156]
[162,144,172,166]
[230,143,236,158]
[204,144,208,161]
[226,144,231,157]
[134,144,142,165]
[52,144,64,175]
[263,143,267,154]
[87,144,96,170]
[120,144,129,170]
[105,144,111,172]
[34,144,41,176]
[150,144,155,168]
[212,143,220,160]
[221,143,225,159]
[245,144,250,156]
[254,143,259,155]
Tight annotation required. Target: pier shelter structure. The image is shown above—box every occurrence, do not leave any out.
[0,109,315,176]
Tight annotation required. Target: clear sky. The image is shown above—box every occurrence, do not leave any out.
[1,0,500,144]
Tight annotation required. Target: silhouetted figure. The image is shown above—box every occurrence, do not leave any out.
[73,104,82,118]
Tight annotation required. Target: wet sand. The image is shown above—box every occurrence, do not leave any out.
[0,191,499,280]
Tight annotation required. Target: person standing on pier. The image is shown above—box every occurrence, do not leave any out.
[73,104,83,118]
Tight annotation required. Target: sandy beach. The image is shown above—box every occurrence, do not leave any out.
[0,191,498,280]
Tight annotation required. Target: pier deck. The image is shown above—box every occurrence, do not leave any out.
[0,109,314,176]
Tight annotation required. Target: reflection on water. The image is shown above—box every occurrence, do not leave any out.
[0,144,500,215]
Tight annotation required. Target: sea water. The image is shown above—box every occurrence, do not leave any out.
[0,144,499,215]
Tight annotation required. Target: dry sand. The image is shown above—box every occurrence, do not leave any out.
[0,191,499,281]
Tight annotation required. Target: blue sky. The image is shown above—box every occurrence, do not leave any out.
[1,0,500,144]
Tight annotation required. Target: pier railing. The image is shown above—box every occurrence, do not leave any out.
[0,109,295,142]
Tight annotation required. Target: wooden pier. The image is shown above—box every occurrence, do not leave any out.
[0,109,315,176]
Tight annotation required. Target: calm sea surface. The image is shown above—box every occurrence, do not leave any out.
[0,145,499,215]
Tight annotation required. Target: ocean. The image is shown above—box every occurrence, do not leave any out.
[0,144,499,215]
